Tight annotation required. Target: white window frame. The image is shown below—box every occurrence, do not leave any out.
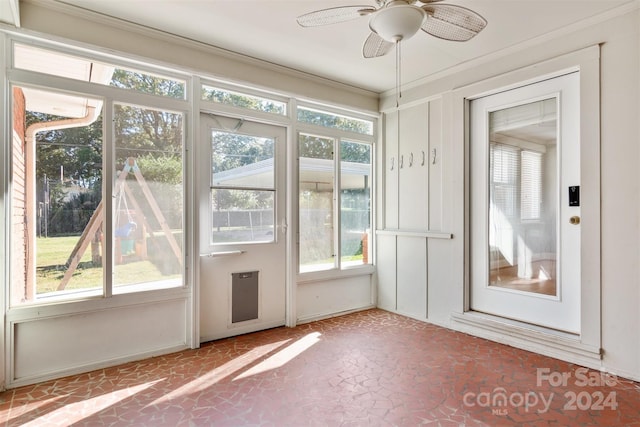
[295,103,376,281]
[5,35,192,307]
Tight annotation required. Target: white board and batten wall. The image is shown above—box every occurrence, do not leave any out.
[376,98,453,321]
[376,5,640,381]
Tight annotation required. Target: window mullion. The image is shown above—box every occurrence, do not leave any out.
[104,99,114,298]
[334,138,340,270]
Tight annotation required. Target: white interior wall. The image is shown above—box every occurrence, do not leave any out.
[378,6,640,380]
[0,1,380,388]
[296,275,374,324]
[11,297,187,382]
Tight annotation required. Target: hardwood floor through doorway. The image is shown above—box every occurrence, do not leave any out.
[490,259,557,296]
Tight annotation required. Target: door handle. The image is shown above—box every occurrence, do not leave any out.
[569,216,580,225]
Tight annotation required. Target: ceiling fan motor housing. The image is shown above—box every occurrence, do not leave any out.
[369,1,426,42]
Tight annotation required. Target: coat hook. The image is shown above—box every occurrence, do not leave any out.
[421,150,425,166]
[409,152,413,167]
[431,148,437,165]
[400,155,404,169]
[390,157,395,171]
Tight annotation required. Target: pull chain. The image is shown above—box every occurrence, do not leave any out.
[395,39,402,107]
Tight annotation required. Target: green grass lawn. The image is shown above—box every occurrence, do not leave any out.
[36,236,180,294]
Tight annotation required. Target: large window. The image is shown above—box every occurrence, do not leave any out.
[299,134,335,271]
[520,150,543,221]
[112,104,184,294]
[202,84,286,116]
[340,141,372,267]
[298,106,374,135]
[489,143,544,222]
[10,45,186,305]
[14,44,186,99]
[297,107,374,273]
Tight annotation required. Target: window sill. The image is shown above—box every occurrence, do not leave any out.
[296,264,374,285]
[7,284,188,321]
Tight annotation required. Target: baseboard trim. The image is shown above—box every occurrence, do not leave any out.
[296,305,376,325]
[7,343,189,389]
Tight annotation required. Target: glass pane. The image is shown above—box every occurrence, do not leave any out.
[14,44,185,99]
[202,85,286,115]
[488,98,557,296]
[113,104,184,293]
[11,86,104,305]
[211,189,275,244]
[212,130,274,189]
[297,106,374,136]
[340,141,372,267]
[299,134,335,272]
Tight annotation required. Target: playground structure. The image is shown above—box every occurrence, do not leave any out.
[57,157,182,291]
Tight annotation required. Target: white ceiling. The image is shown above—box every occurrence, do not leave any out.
[34,0,638,93]
[0,0,19,26]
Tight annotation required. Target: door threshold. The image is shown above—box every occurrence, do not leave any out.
[451,311,602,366]
[463,310,579,338]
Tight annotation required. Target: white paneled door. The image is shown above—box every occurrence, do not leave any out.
[469,72,580,333]
[199,114,287,341]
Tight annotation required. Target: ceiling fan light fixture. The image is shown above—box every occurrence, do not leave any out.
[369,4,426,42]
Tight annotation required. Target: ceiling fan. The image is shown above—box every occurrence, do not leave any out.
[296,0,487,59]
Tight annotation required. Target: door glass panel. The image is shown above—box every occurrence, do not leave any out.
[212,131,274,189]
[211,189,275,243]
[488,98,557,296]
[210,129,276,245]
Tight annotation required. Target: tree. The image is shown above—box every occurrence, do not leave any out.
[28,70,186,236]
[298,135,371,164]
[299,134,333,160]
[341,140,371,164]
[202,87,285,115]
[30,112,103,186]
[111,69,184,99]
[211,130,275,211]
[114,104,183,160]
[297,107,373,135]
[27,110,103,236]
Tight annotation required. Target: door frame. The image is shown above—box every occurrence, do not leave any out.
[197,112,291,342]
[468,73,580,333]
[451,45,602,364]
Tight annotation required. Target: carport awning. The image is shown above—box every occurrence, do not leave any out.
[214,157,370,190]
[0,0,19,27]
[14,43,114,117]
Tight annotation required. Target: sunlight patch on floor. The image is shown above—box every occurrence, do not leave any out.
[150,339,292,405]
[234,332,321,380]
[22,380,162,426]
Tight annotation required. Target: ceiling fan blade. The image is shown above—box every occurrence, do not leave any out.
[421,4,487,41]
[297,6,376,27]
[363,32,394,58]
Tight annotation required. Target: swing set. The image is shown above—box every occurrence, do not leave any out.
[57,157,182,291]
